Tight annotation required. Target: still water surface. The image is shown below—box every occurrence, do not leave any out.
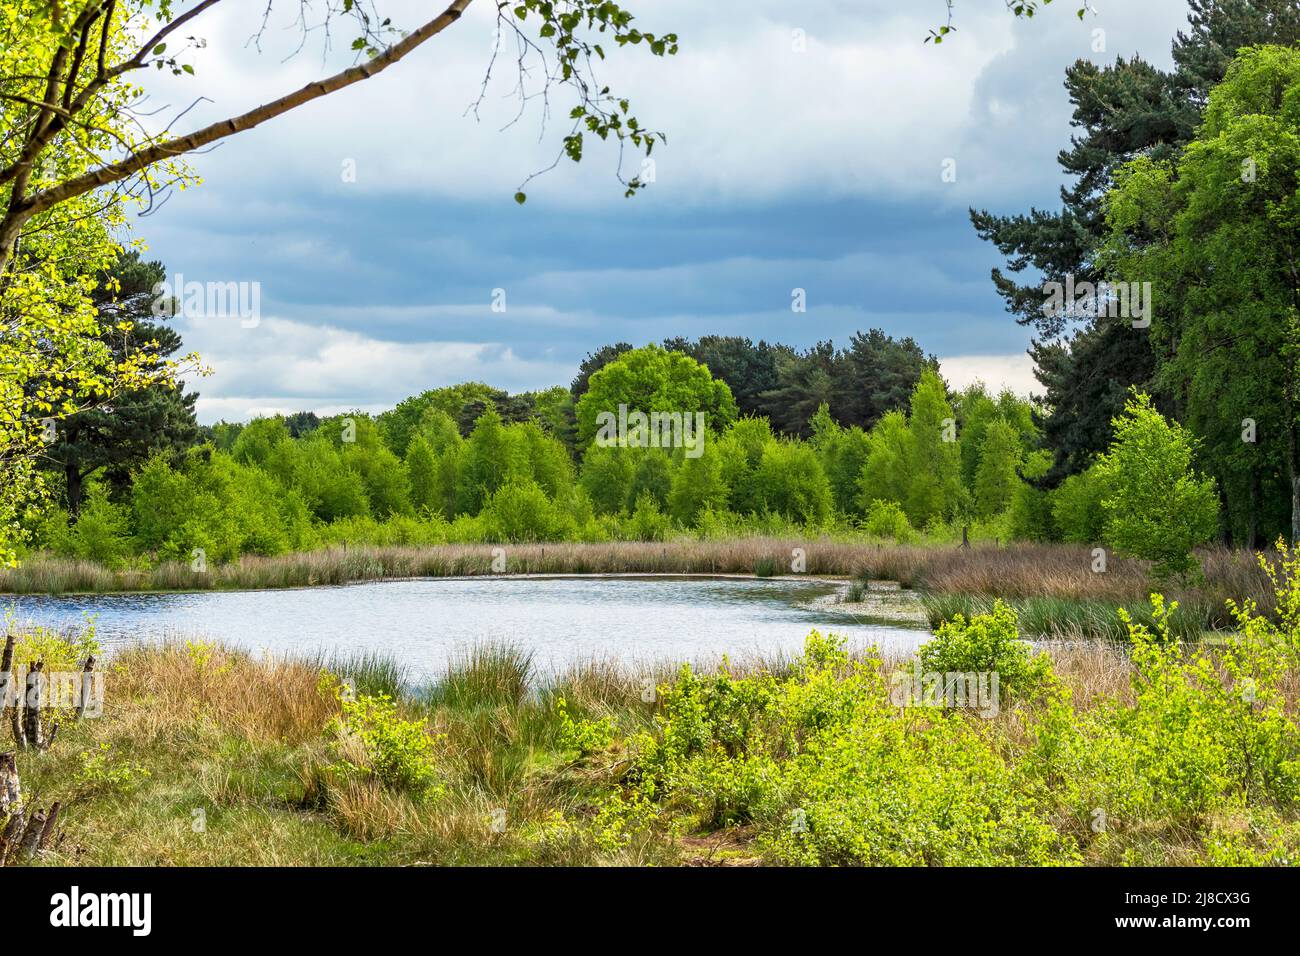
[4,576,928,680]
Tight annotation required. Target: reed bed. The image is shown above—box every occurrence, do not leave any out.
[0,538,1273,602]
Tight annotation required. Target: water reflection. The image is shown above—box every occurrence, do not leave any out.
[4,576,929,681]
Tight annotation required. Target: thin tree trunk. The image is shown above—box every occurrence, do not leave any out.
[0,636,19,752]
[65,463,83,517]
[1248,466,1261,551]
[1291,417,1300,546]
[0,752,19,817]
[75,655,96,720]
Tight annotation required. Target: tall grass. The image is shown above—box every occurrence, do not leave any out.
[19,622,1300,866]
[0,540,859,593]
[1,539,1274,605]
[922,593,1212,642]
[309,649,409,700]
[420,642,536,711]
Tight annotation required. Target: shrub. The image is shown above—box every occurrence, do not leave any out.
[480,479,572,543]
[1052,467,1106,544]
[623,491,673,542]
[918,600,1052,698]
[61,484,131,567]
[752,442,834,526]
[334,693,441,798]
[862,499,913,542]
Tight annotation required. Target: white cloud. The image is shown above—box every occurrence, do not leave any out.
[939,353,1039,398]
[137,0,1190,209]
[181,314,573,422]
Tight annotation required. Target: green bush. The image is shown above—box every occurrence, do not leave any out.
[1051,467,1106,544]
[334,693,442,798]
[918,599,1052,698]
[61,484,131,567]
[1094,392,1219,580]
[861,499,913,542]
[623,491,673,542]
[480,479,572,543]
[752,441,834,526]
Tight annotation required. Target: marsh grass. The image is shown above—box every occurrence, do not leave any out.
[3,540,1271,629]
[309,649,409,700]
[10,620,1299,867]
[419,643,535,711]
[921,593,1214,641]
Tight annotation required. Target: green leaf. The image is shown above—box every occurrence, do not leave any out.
[514,192,528,205]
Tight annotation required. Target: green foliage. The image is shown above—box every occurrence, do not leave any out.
[668,448,729,525]
[1052,466,1107,543]
[973,419,1022,518]
[404,434,441,515]
[625,491,672,541]
[918,600,1052,697]
[856,409,911,511]
[861,499,913,542]
[334,693,442,798]
[480,479,572,543]
[556,696,616,757]
[1103,44,1300,546]
[1008,449,1057,541]
[752,441,834,526]
[904,369,963,528]
[59,483,131,567]
[631,632,1067,863]
[73,742,150,796]
[574,344,738,445]
[1094,392,1219,579]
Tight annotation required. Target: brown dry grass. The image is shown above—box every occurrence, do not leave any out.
[109,642,339,745]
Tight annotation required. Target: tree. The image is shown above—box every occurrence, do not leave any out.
[457,408,527,515]
[1095,392,1219,580]
[970,1,1300,483]
[0,1,1071,562]
[1052,467,1106,544]
[716,417,773,516]
[668,449,729,526]
[902,369,962,528]
[809,403,871,516]
[856,410,911,514]
[833,329,935,430]
[232,417,291,468]
[758,341,839,437]
[0,1,683,271]
[570,343,634,403]
[663,335,785,419]
[1104,45,1300,544]
[973,419,1022,519]
[752,442,834,526]
[574,344,738,445]
[41,253,199,514]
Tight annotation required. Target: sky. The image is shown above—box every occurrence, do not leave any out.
[128,0,1196,424]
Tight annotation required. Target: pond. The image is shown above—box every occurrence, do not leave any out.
[2,575,930,681]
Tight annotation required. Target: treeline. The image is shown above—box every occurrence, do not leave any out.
[25,336,1216,582]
